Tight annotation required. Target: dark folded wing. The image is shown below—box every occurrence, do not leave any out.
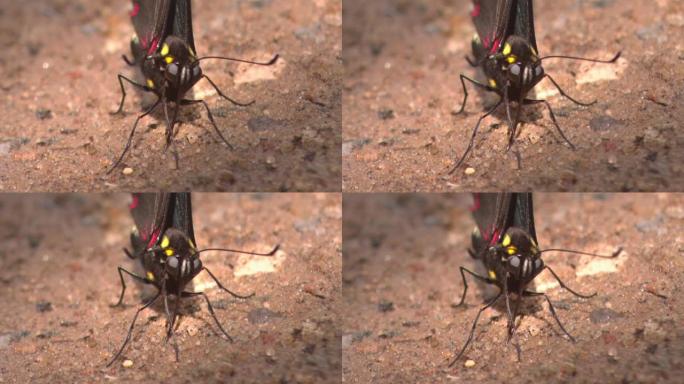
[131,0,173,55]
[130,193,171,249]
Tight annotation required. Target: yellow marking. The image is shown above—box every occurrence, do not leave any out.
[161,236,170,249]
[506,55,517,64]
[132,35,139,44]
[488,270,497,280]
[507,246,518,255]
[473,34,480,43]
[530,46,538,56]
[164,56,174,64]
[146,271,154,281]
[160,43,170,56]
[146,79,154,89]
[188,47,196,58]
[472,227,480,236]
[502,43,512,56]
[165,248,175,257]
[188,239,196,250]
[502,234,511,247]
[488,78,497,88]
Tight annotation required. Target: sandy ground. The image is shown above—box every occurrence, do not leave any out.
[343,0,684,192]
[0,193,342,383]
[0,1,342,192]
[343,193,684,383]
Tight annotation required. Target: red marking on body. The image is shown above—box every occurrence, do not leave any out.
[129,195,139,210]
[147,228,161,248]
[488,228,501,246]
[469,194,481,212]
[471,3,481,18]
[483,36,491,49]
[489,38,502,54]
[147,36,160,55]
[130,2,140,17]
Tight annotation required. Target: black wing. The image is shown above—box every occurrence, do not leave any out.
[131,0,171,55]
[131,0,195,56]
[471,0,536,54]
[510,0,537,51]
[169,0,195,52]
[472,193,511,247]
[472,0,511,54]
[169,193,196,245]
[130,193,171,249]
[510,193,537,243]
[471,193,537,247]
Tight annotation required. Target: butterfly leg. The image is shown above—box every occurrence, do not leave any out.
[454,74,490,115]
[543,74,596,107]
[107,98,162,174]
[201,75,255,107]
[524,98,576,150]
[201,267,254,299]
[106,291,161,367]
[454,266,491,307]
[182,291,234,342]
[182,99,235,150]
[111,266,152,307]
[542,265,596,298]
[448,98,503,174]
[448,291,503,367]
[121,55,136,66]
[111,74,152,115]
[523,290,576,343]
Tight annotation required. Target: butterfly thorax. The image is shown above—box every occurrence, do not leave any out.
[140,227,203,294]
[474,34,544,100]
[480,226,544,292]
[133,35,203,101]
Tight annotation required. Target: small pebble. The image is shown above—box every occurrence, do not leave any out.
[122,359,133,368]
[464,359,476,368]
[36,301,53,313]
[464,167,475,175]
[122,167,133,175]
[377,300,394,313]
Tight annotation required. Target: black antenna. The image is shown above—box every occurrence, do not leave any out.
[197,54,279,66]
[539,246,622,258]
[539,51,621,63]
[193,244,279,258]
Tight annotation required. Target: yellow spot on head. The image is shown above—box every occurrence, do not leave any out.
[488,270,497,280]
[502,234,511,247]
[507,246,518,255]
[506,55,517,64]
[160,236,170,249]
[165,248,174,257]
[164,56,174,64]
[146,271,154,281]
[502,43,512,56]
[488,78,497,88]
[146,79,154,89]
[160,43,170,57]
